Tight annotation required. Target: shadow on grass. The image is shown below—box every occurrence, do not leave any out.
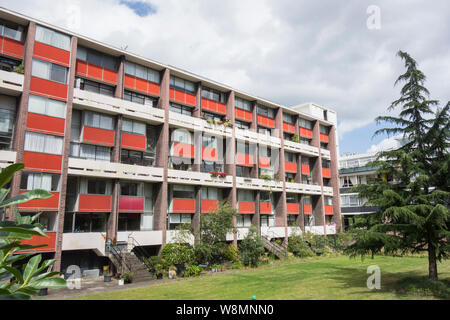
[326,265,450,299]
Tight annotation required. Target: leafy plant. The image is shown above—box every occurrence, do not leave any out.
[288,234,314,258]
[161,243,195,266]
[13,63,24,74]
[120,272,133,284]
[154,264,165,279]
[292,134,300,143]
[259,174,272,181]
[239,226,265,267]
[183,265,202,277]
[223,244,240,264]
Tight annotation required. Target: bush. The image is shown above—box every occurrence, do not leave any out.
[223,244,240,263]
[144,256,165,271]
[305,233,328,255]
[326,233,353,253]
[228,262,243,270]
[395,277,450,299]
[288,234,314,258]
[239,226,265,267]
[121,272,133,284]
[184,265,202,277]
[161,243,195,266]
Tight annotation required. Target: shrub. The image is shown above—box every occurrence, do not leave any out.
[395,277,450,299]
[327,233,353,253]
[305,233,328,255]
[145,256,164,271]
[121,272,133,284]
[223,244,240,263]
[228,262,243,270]
[288,234,314,258]
[161,243,195,266]
[239,226,265,267]
[184,265,202,277]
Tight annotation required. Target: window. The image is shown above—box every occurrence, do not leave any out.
[238,190,254,202]
[77,46,118,71]
[300,138,311,145]
[87,180,107,195]
[168,214,192,230]
[235,97,252,111]
[0,95,16,150]
[283,113,295,124]
[124,90,157,107]
[260,191,272,203]
[70,143,111,162]
[35,25,71,51]
[322,160,331,169]
[121,150,154,167]
[203,112,224,122]
[202,87,226,103]
[76,77,114,97]
[285,152,296,163]
[260,215,275,227]
[0,19,24,42]
[171,129,192,144]
[173,185,195,199]
[28,95,66,118]
[236,141,250,155]
[84,111,114,130]
[257,105,275,118]
[325,197,333,206]
[259,145,271,158]
[66,213,107,233]
[22,212,57,232]
[201,161,223,173]
[320,125,330,135]
[287,215,298,226]
[201,187,219,200]
[70,109,81,142]
[121,182,141,197]
[122,118,146,136]
[286,194,298,204]
[24,132,63,155]
[170,76,195,94]
[202,135,217,149]
[299,118,313,129]
[236,215,252,228]
[258,126,272,136]
[170,103,193,116]
[236,166,251,178]
[235,120,250,130]
[20,172,59,192]
[303,196,312,206]
[32,59,67,84]
[125,61,160,83]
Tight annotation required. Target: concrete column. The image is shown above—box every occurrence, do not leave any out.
[250,101,257,131]
[276,107,288,244]
[193,186,201,243]
[252,191,260,235]
[225,91,237,246]
[328,125,342,232]
[298,194,305,231]
[311,121,325,231]
[115,56,125,99]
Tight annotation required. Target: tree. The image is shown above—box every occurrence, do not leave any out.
[0,164,67,299]
[239,226,265,267]
[346,51,450,281]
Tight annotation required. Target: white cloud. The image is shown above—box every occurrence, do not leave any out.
[366,135,403,153]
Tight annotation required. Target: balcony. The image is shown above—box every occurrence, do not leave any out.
[20,232,57,253]
[0,70,24,95]
[325,205,334,215]
[77,194,112,212]
[323,186,334,196]
[0,36,24,59]
[167,170,233,188]
[73,88,165,124]
[62,232,107,256]
[201,98,226,115]
[236,177,283,192]
[18,192,60,211]
[326,225,337,235]
[321,149,331,159]
[23,152,62,174]
[235,128,281,149]
[236,153,254,167]
[82,126,115,147]
[261,227,285,239]
[286,203,300,215]
[117,231,163,246]
[301,164,310,175]
[322,168,331,179]
[283,122,295,134]
[201,200,219,214]
[320,134,329,143]
[235,108,252,122]
[170,88,196,107]
[303,205,313,215]
[168,111,232,137]
[258,157,271,169]
[305,226,325,235]
[285,162,297,174]
[285,182,322,195]
[299,127,313,139]
[171,198,195,213]
[68,158,164,182]
[259,202,272,214]
[126,75,160,97]
[122,132,146,151]
[119,196,145,213]
[0,150,17,169]
[257,115,275,129]
[284,140,319,157]
[237,201,255,214]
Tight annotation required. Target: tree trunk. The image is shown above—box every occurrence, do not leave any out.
[428,244,438,281]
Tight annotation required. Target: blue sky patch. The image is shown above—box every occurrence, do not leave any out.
[120,0,156,17]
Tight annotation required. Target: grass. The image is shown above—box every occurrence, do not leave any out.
[72,255,450,300]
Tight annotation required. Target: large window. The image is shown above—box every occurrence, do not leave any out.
[283,113,295,124]
[171,129,192,144]
[76,77,114,97]
[236,141,250,155]
[87,180,107,195]
[285,152,296,163]
[125,61,160,83]
[121,149,154,167]
[23,212,57,232]
[170,76,195,94]
[35,25,71,51]
[260,191,272,203]
[257,105,275,118]
[202,135,217,149]
[122,118,146,136]
[124,90,157,107]
[28,95,66,119]
[286,194,298,204]
[238,190,254,202]
[235,120,250,130]
[84,111,114,130]
[121,182,142,197]
[0,95,16,150]
[20,172,60,192]
[201,187,219,200]
[236,166,251,178]
[235,97,252,111]
[170,103,193,116]
[77,46,118,70]
[202,87,226,103]
[64,212,108,233]
[24,132,63,155]
[320,125,330,135]
[258,126,272,136]
[201,161,223,173]
[0,19,24,42]
[172,185,195,199]
[32,59,67,84]
[168,214,192,230]
[322,160,331,169]
[70,143,111,162]
[236,215,252,228]
[299,118,313,129]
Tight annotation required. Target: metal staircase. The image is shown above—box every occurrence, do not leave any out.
[262,236,288,259]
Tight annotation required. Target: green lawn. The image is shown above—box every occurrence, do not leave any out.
[73,255,450,300]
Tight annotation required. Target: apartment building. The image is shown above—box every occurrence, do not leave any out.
[0,7,341,273]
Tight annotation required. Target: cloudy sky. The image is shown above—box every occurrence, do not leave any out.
[3,0,449,154]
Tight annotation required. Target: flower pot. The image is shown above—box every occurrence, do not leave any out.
[38,288,48,296]
[118,279,124,286]
[174,264,185,277]
[104,275,112,282]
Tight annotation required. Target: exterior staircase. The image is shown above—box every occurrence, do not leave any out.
[262,237,288,259]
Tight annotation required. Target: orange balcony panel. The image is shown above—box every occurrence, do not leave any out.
[1,36,24,59]
[174,88,185,102]
[27,113,65,136]
[124,74,135,89]
[202,98,226,115]
[79,194,112,212]
[121,132,146,151]
[285,161,297,174]
[283,122,295,134]
[202,147,218,162]
[119,196,145,213]
[322,168,331,179]
[300,128,313,139]
[287,203,300,215]
[202,200,219,214]
[236,153,254,167]
[258,157,271,169]
[102,67,117,85]
[18,192,59,211]
[302,165,310,175]
[133,77,147,93]
[260,202,272,214]
[172,198,195,213]
[23,152,62,173]
[83,126,115,147]
[19,232,57,253]
[87,63,103,81]
[325,205,334,215]
[148,82,160,97]
[34,41,70,67]
[30,77,68,101]
[173,142,195,159]
[185,93,196,106]
[238,201,255,214]
[257,115,275,129]
[235,108,252,122]
[76,60,88,77]
[320,134,329,143]
[304,204,313,215]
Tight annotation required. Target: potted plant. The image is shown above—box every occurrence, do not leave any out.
[118,278,124,286]
[218,172,228,178]
[145,256,164,277]
[207,118,215,125]
[103,266,112,282]
[168,266,177,279]
[121,271,133,284]
[292,134,300,143]
[155,264,165,280]
[13,63,24,74]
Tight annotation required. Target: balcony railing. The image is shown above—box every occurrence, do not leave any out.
[323,186,334,196]
[285,182,322,195]
[0,150,17,169]
[235,128,281,149]
[236,177,283,192]
[167,169,233,188]
[0,69,24,95]
[168,111,232,137]
[284,140,319,157]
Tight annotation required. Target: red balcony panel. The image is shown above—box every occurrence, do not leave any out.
[202,147,218,162]
[236,153,254,167]
[172,198,195,213]
[202,200,218,214]
[78,194,112,212]
[235,108,253,122]
[185,93,196,106]
[87,63,103,81]
[238,201,255,214]
[121,132,146,151]
[325,205,334,215]
[287,203,300,215]
[283,122,295,134]
[134,77,148,93]
[19,232,57,253]
[103,67,118,85]
[23,152,62,173]
[257,115,275,129]
[76,59,88,77]
[30,77,68,101]
[1,36,24,59]
[148,82,160,97]
[27,113,65,136]
[34,42,70,67]
[322,168,331,179]
[320,134,329,143]
[124,74,135,89]
[285,162,297,174]
[173,142,195,158]
[260,202,272,214]
[170,88,196,107]
[302,165,310,175]
[202,98,226,115]
[119,196,145,213]
[259,157,271,169]
[83,126,115,147]
[300,128,313,139]
[304,204,313,215]
[18,192,59,211]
